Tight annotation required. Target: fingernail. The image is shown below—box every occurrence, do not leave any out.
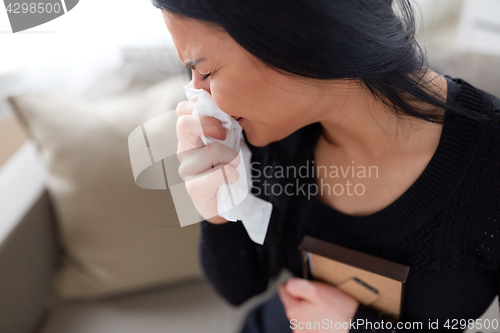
[221,127,227,140]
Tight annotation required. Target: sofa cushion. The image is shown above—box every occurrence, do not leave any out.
[0,190,59,333]
[41,280,255,333]
[7,75,204,301]
[40,270,293,333]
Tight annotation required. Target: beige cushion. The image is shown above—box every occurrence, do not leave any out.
[40,270,294,333]
[7,75,203,301]
[41,280,255,333]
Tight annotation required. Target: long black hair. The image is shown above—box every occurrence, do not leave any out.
[152,0,490,282]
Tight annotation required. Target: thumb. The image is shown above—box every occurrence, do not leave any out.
[284,278,317,302]
[278,284,301,311]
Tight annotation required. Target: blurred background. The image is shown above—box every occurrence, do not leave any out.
[0,1,499,333]
[1,0,500,119]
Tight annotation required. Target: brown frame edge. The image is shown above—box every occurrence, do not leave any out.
[298,235,410,282]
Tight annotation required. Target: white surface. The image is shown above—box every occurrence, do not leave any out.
[457,0,500,56]
[0,141,46,245]
[0,0,174,74]
[413,0,463,30]
[0,0,177,107]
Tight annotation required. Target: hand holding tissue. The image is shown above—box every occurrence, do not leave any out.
[127,80,273,245]
[183,80,273,245]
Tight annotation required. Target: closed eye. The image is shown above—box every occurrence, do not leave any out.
[201,73,211,81]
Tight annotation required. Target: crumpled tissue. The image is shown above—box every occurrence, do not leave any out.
[183,80,273,245]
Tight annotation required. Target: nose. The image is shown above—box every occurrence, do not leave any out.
[192,70,211,94]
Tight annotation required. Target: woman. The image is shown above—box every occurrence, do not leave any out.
[153,0,500,332]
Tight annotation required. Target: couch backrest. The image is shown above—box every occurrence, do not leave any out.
[0,189,60,333]
[0,116,60,333]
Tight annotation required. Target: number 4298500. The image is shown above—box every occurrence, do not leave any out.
[6,2,62,14]
[444,318,499,330]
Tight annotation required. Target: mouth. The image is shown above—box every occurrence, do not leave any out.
[233,116,244,122]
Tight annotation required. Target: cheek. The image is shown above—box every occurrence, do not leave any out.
[209,73,303,145]
[210,79,259,117]
[210,84,235,114]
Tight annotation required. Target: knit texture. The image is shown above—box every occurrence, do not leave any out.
[198,77,500,332]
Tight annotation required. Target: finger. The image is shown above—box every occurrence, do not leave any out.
[184,164,239,199]
[178,143,241,179]
[278,284,301,315]
[209,142,241,168]
[284,278,318,302]
[176,100,197,117]
[177,115,227,151]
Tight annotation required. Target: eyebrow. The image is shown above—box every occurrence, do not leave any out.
[183,58,206,70]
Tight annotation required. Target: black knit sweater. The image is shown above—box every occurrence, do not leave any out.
[198,77,500,332]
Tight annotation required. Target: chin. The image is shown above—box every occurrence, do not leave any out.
[245,135,270,147]
[244,130,271,147]
[243,122,290,147]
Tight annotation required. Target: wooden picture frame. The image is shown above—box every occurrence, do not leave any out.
[298,235,410,321]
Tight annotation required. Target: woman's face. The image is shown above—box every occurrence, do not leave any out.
[162,11,330,147]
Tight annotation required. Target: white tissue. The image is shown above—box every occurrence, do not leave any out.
[183,80,273,245]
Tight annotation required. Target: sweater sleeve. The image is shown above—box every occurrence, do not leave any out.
[198,219,270,306]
